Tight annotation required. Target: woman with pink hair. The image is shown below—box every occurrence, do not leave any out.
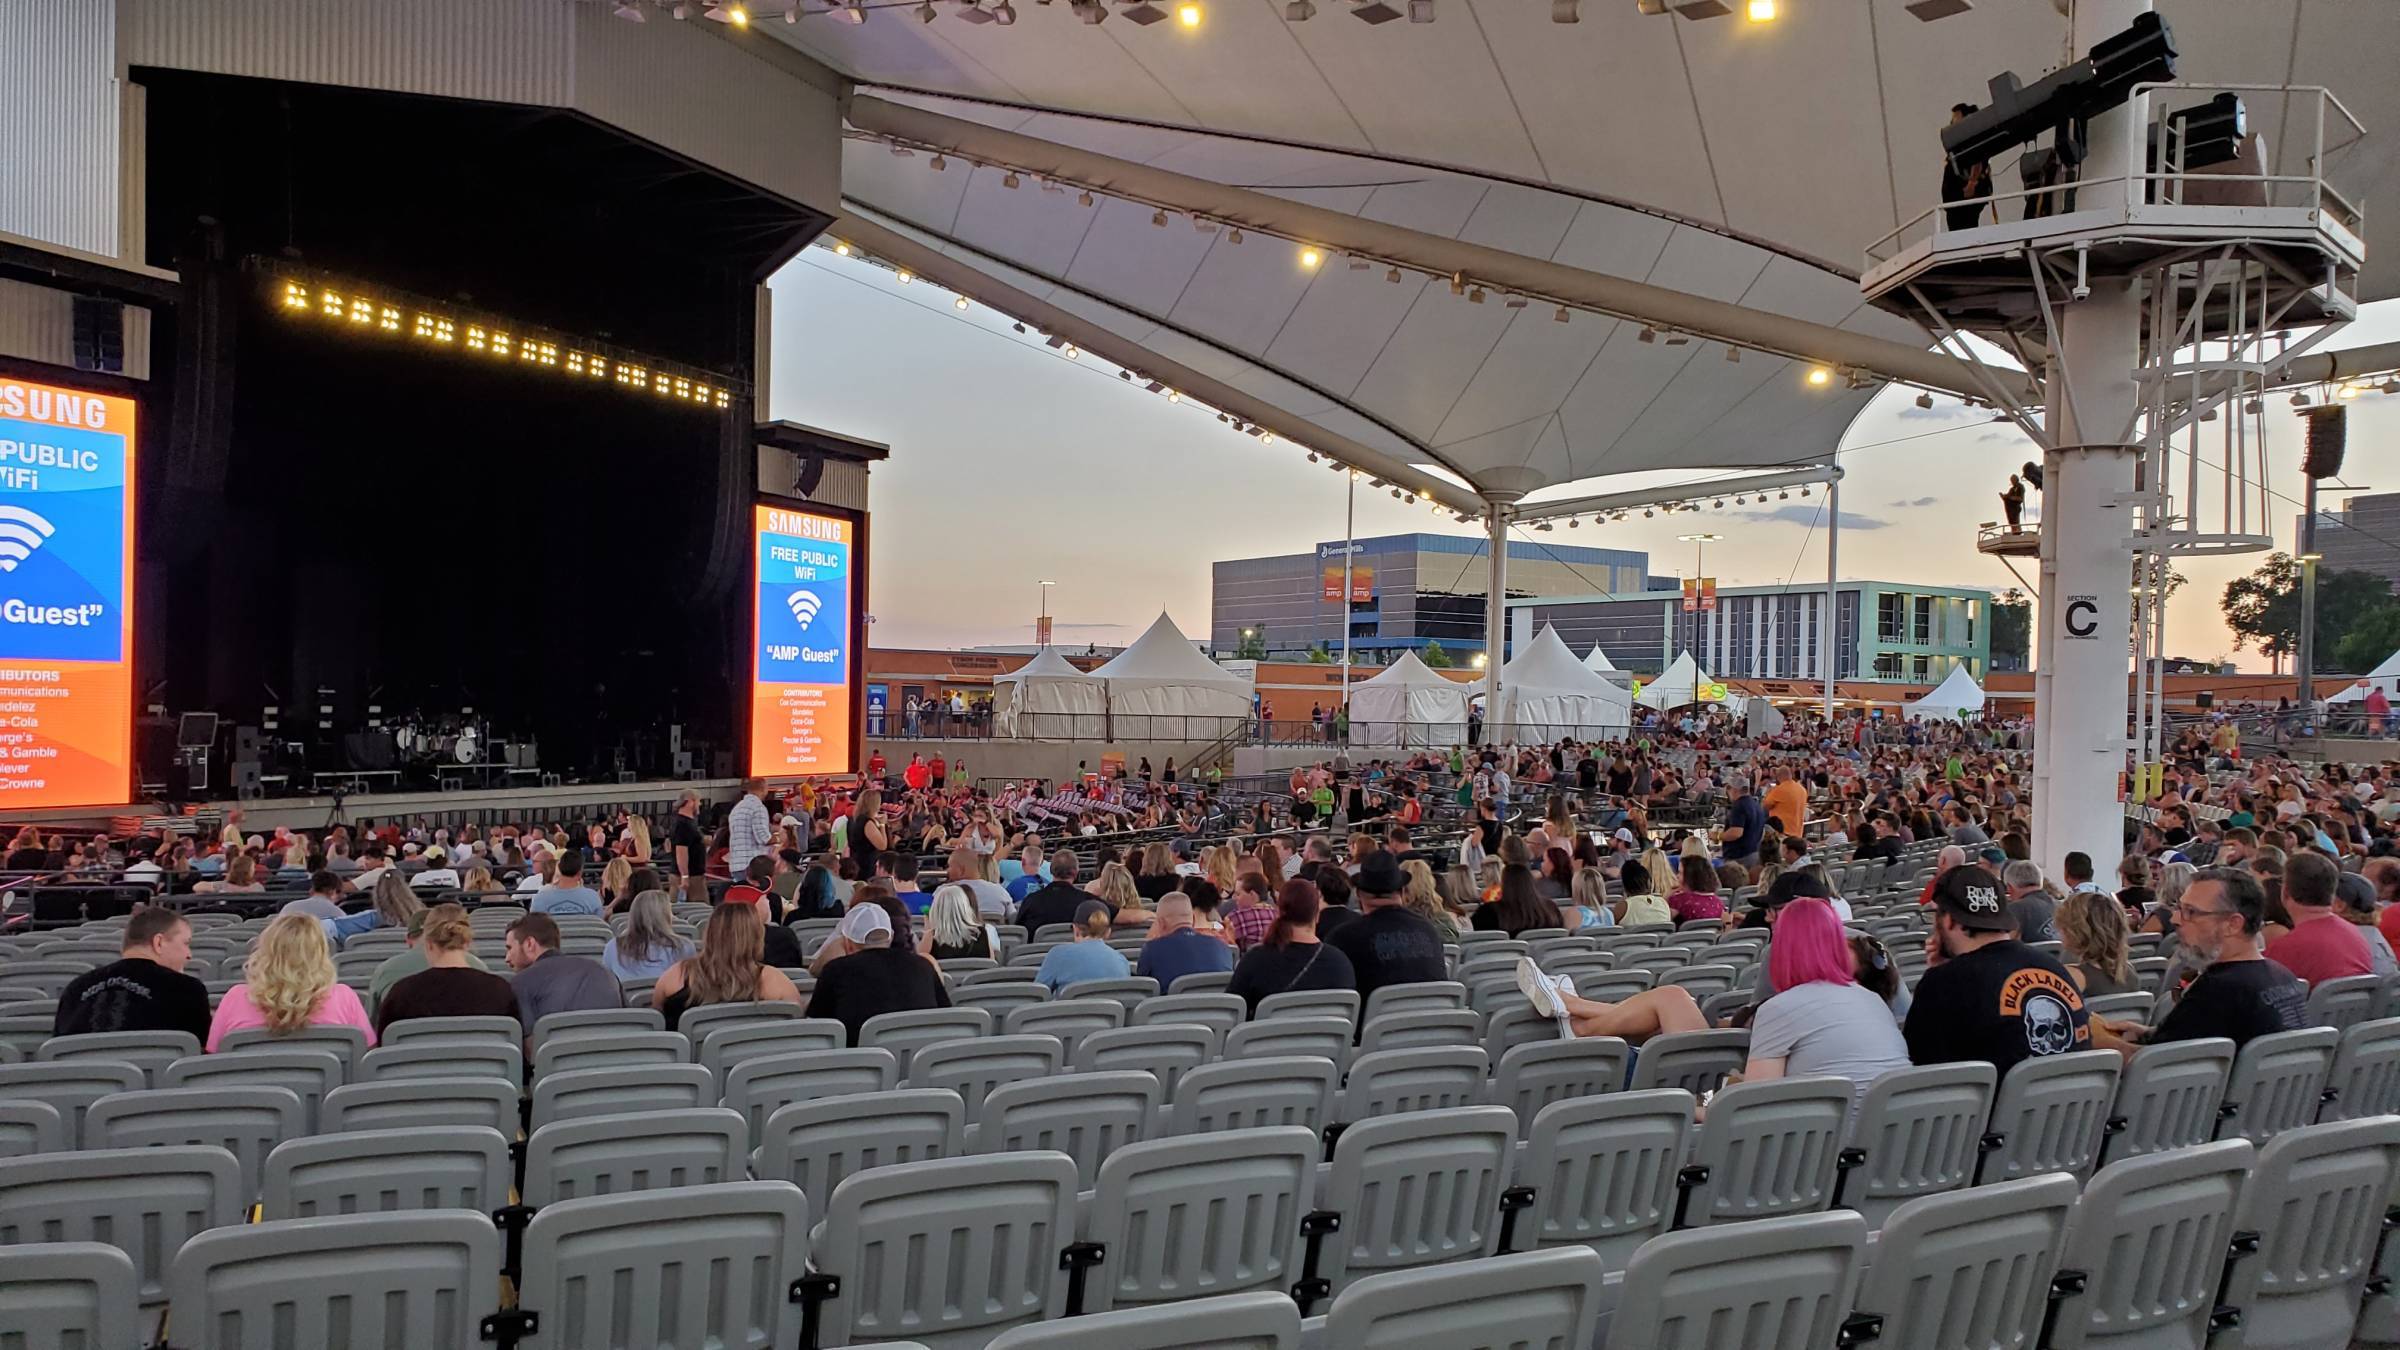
[1741,896,1911,1118]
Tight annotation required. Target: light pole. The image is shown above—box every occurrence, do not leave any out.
[1341,470,1357,736]
[1037,580,1055,646]
[1677,532,1722,666]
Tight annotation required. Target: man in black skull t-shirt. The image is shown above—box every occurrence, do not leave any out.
[1903,864,2091,1076]
[2147,867,2307,1052]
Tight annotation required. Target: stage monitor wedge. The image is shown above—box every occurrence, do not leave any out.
[748,501,864,778]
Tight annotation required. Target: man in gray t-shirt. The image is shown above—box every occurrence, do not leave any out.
[2002,860,2058,943]
[504,913,623,1038]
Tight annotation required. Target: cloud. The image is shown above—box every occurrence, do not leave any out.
[1888,496,1940,508]
[1893,401,1986,423]
[1733,504,1891,530]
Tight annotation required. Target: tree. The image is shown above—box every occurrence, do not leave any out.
[2337,602,2400,676]
[1421,640,1453,668]
[1234,629,1267,660]
[1306,644,1333,664]
[1989,588,2031,669]
[2222,552,2400,671]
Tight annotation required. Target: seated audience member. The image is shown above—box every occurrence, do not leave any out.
[1616,858,1673,927]
[789,863,846,922]
[2263,850,2374,986]
[653,901,803,1030]
[1034,899,1132,993]
[324,872,423,949]
[2056,890,2139,996]
[1665,855,1727,923]
[946,847,1013,919]
[1903,864,2090,1074]
[1326,851,1448,1006]
[2001,860,2058,943]
[280,867,346,921]
[1226,878,1358,1013]
[367,902,493,1014]
[805,902,952,1044]
[722,855,776,908]
[531,849,604,916]
[1013,851,1089,934]
[1135,894,1235,990]
[54,906,212,1041]
[1470,862,1566,936]
[375,905,520,1035]
[600,890,695,982]
[1311,867,1358,938]
[719,859,808,967]
[1226,871,1279,950]
[2136,867,2308,1053]
[1740,896,1910,1118]
[2335,872,2400,976]
[208,913,376,1051]
[925,883,999,961]
[504,912,625,1035]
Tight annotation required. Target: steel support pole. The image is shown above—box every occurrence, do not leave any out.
[1341,470,1355,731]
[1824,466,1840,718]
[2298,473,2319,707]
[1484,506,1508,733]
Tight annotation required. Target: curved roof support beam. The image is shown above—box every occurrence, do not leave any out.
[2267,339,2400,390]
[1513,465,1841,524]
[848,95,2041,408]
[831,211,1488,515]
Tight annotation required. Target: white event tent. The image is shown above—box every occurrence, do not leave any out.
[1491,626,1633,740]
[1347,651,1472,748]
[1089,613,1253,735]
[1584,643,1619,674]
[1904,664,1990,720]
[1636,652,1744,714]
[2327,650,2400,704]
[990,645,1106,740]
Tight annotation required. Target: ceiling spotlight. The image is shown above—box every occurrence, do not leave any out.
[1568,516,1580,527]
[833,240,851,256]
[2340,382,2366,400]
[1261,432,1275,444]
[1386,267,1403,283]
[895,268,913,284]
[1468,287,1486,304]
[1168,390,1181,403]
[1554,306,1570,324]
[1713,499,1725,509]
[1536,521,1554,532]
[1352,0,1401,22]
[671,1,692,16]
[1003,172,1021,189]
[1152,209,1169,227]
[1504,295,1528,309]
[1286,0,1316,15]
[1724,346,1740,363]
[1064,344,1079,359]
[1143,379,1165,394]
[1218,413,1230,423]
[705,3,749,25]
[1806,366,1832,387]
[1552,0,1578,19]
[1077,191,1093,207]
[917,0,937,18]
[1779,490,1790,500]
[993,0,1018,21]
[889,144,915,158]
[1045,335,1066,349]
[1915,391,1934,409]
[1074,0,1106,19]
[930,155,948,171]
[1011,321,1026,334]
[1121,370,1135,381]
[953,295,970,310]
[2242,397,2261,413]
[1905,0,1971,17]
[833,0,865,21]
[1121,1,1168,22]
[1407,0,1434,20]
[1307,452,1320,462]
[785,4,798,20]
[1644,509,1654,517]
[1797,486,1810,497]
[613,2,647,21]
[1663,332,1689,346]
[2292,392,2311,407]
[2383,380,2400,394]
[1227,228,1243,244]
[1636,0,1666,10]
[1746,0,1774,20]
[1299,247,1323,269]
[1449,274,1466,296]
[1194,219,1217,234]
[1178,1,1203,25]
[1638,327,1658,344]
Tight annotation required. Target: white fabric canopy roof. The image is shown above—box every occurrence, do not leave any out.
[1089,612,1253,723]
[1904,663,1989,720]
[1583,643,1618,674]
[991,644,1106,738]
[1348,651,1471,749]
[1636,651,1742,712]
[1492,625,1632,739]
[2326,649,2400,704]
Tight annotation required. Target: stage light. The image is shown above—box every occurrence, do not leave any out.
[917,1,937,19]
[1745,0,1773,21]
[1077,190,1094,207]
[1307,452,1319,462]
[1468,286,1486,304]
[1152,209,1169,227]
[1300,247,1322,269]
[1554,306,1570,323]
[896,269,913,284]
[1012,322,1027,334]
[1064,344,1079,359]
[1227,228,1243,244]
[1638,326,1657,343]
[1915,391,1934,408]
[2341,382,2364,400]
[1386,266,1402,283]
[283,281,308,309]
[1286,0,1315,17]
[1261,432,1274,444]
[1567,516,1580,526]
[1178,2,1202,25]
[348,297,374,325]
[1167,389,1181,403]
[929,154,946,170]
[954,295,970,310]
[465,325,487,351]
[833,240,851,256]
[1806,366,1832,386]
[1723,345,1739,362]
[1798,486,1810,497]
[1003,172,1021,189]
[2292,392,2311,407]
[490,332,512,358]
[719,4,751,26]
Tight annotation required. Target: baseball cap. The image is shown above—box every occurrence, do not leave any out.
[1612,827,1638,845]
[1933,864,2013,931]
[838,904,893,942]
[2336,871,2378,912]
[1074,898,1114,926]
[1765,869,1831,907]
[1353,850,1406,896]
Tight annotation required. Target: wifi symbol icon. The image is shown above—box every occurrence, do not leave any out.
[0,506,56,574]
[786,588,823,630]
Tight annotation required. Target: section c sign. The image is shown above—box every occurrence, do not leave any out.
[2062,594,2100,640]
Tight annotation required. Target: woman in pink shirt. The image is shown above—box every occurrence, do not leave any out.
[1665,854,1728,924]
[205,913,376,1051]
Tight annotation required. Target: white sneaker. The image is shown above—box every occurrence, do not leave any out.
[1516,957,1578,1039]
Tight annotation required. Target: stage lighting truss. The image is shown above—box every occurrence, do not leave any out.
[273,273,742,413]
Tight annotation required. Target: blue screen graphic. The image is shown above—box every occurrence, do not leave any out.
[0,421,125,664]
[755,529,850,685]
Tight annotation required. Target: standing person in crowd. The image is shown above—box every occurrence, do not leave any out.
[926,883,1000,961]
[601,890,694,982]
[2335,872,2400,975]
[2264,850,2374,986]
[53,906,211,1041]
[2056,891,2138,996]
[670,789,709,906]
[1013,851,1088,934]
[1741,896,1911,1118]
[531,850,603,916]
[1226,878,1357,1013]
[1325,851,1446,1008]
[1135,894,1234,991]
[1764,765,1809,838]
[504,912,625,1036]
[1034,900,1131,993]
[806,902,952,1044]
[375,905,520,1035]
[209,913,376,1051]
[652,902,802,1031]
[727,777,773,877]
[2001,860,2058,942]
[1903,864,2089,1074]
[1720,775,1767,870]
[849,789,891,884]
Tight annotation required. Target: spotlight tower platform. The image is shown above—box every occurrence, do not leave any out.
[1859,0,2367,882]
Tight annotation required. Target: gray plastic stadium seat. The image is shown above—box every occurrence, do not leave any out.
[1361,980,1467,1023]
[36,1030,201,1086]
[971,1071,1159,1188]
[530,1062,711,1130]
[2307,974,2382,1033]
[910,1034,1066,1123]
[815,1150,1080,1347]
[1626,1029,1750,1096]
[1680,1075,1850,1227]
[1072,1023,1212,1101]
[1316,1105,1517,1297]
[261,1125,513,1219]
[1128,991,1246,1044]
[1225,1016,1351,1069]
[0,1241,141,1350]
[697,1017,846,1089]
[722,1047,900,1137]
[2217,1025,2340,1144]
[377,1014,523,1050]
[529,1005,665,1053]
[319,1076,520,1134]
[1336,1046,1487,1124]
[0,1058,143,1147]
[2042,1138,2253,1350]
[1845,1173,2077,1350]
[2322,1017,2400,1122]
[0,1144,242,1315]
[2219,1117,2400,1350]
[1081,1127,1317,1311]
[2100,1038,2231,1166]
[1058,976,1160,1014]
[1256,989,1359,1023]
[859,1007,994,1076]
[217,1022,367,1072]
[673,997,808,1047]
[161,1047,347,1132]
[1323,1245,1606,1350]
[1492,1038,1629,1137]
[166,1209,500,1349]
[1168,1056,1338,1136]
[962,965,1043,986]
[515,1181,811,1350]
[86,1084,304,1201]
[1356,1008,1481,1057]
[1840,1062,1993,1230]
[359,1038,524,1084]
[1979,1050,2119,1184]
[1166,970,1235,996]
[1481,1001,1556,1061]
[986,1289,1299,1349]
[1520,1090,1693,1268]
[531,1027,690,1079]
[0,1097,64,1158]
[753,1088,964,1199]
[2082,992,2155,1022]
[0,1011,57,1060]
[1606,1210,1868,1350]
[956,981,1053,1018]
[1004,998,1126,1059]
[526,1102,745,1205]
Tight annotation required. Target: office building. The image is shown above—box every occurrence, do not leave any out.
[2304,492,2400,592]
[1507,579,1993,683]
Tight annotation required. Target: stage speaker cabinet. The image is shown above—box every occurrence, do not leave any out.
[72,296,125,374]
[233,725,263,759]
[2302,405,2347,479]
[674,750,694,776]
[232,760,263,795]
[669,723,684,754]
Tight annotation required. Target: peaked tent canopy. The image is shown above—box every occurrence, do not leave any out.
[1636,651,1742,713]
[1492,625,1632,741]
[1904,664,1988,720]
[1348,651,1472,749]
[1088,613,1253,730]
[991,645,1106,739]
[2326,649,2400,703]
[1584,644,1619,674]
